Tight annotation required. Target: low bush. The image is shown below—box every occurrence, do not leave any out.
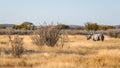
[31,23,67,47]
[6,29,24,58]
[107,29,120,38]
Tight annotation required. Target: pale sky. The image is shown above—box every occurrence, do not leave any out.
[0,0,120,25]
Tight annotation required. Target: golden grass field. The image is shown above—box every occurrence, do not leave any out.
[0,35,120,68]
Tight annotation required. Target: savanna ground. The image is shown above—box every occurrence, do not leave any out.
[0,35,120,68]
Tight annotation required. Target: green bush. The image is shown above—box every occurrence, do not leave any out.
[55,24,69,29]
[85,22,99,31]
[12,22,35,30]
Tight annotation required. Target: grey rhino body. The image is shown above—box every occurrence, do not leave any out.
[87,33,104,41]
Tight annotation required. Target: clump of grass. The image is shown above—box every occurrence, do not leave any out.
[17,60,27,66]
[0,61,14,67]
[0,59,32,67]
[79,50,120,68]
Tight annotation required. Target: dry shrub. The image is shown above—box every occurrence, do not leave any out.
[107,29,120,38]
[31,23,67,47]
[6,29,24,58]
[10,36,24,58]
[0,49,1,56]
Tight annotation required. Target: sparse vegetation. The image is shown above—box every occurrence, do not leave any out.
[0,35,120,68]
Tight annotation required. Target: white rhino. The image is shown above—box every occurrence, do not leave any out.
[87,33,104,41]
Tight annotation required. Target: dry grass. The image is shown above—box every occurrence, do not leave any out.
[0,35,120,68]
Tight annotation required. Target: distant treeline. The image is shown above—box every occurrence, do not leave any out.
[0,22,120,31]
[55,22,120,31]
[0,21,120,38]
